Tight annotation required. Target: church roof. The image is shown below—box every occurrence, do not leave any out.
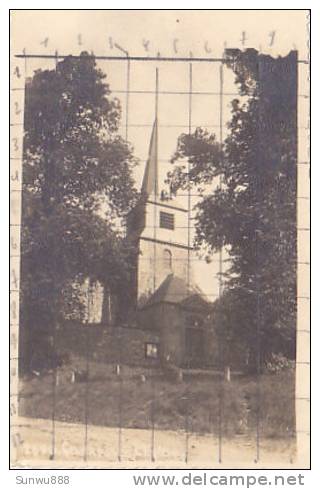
[140,118,186,211]
[141,119,158,198]
[142,274,210,309]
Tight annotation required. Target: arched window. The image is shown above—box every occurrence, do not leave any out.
[163,249,172,270]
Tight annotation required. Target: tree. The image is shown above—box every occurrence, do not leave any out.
[167,50,297,369]
[20,52,138,371]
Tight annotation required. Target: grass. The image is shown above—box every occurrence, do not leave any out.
[19,358,295,439]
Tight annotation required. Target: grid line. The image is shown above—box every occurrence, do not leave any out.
[11,47,309,467]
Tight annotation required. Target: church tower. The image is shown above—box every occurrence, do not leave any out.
[127,119,193,306]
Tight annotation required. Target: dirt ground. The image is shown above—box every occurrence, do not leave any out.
[12,416,296,469]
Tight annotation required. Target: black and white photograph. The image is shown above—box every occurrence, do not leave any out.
[10,9,310,469]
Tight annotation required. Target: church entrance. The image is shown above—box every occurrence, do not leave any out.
[185,327,205,368]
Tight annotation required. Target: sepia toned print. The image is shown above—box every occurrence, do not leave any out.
[10,10,310,468]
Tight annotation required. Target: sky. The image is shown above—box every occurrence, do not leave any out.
[11,10,309,297]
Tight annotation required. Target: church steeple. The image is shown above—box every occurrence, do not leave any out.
[126,115,195,306]
[141,118,158,199]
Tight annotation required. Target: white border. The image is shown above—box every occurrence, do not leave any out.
[3,2,317,486]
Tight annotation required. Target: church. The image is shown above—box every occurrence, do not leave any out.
[73,119,219,369]
[126,120,216,368]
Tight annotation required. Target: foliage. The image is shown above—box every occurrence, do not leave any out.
[263,353,295,374]
[167,49,298,367]
[23,52,137,214]
[20,52,138,371]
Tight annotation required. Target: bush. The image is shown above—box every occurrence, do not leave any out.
[263,353,295,374]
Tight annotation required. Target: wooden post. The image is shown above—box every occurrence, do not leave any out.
[107,290,112,325]
[224,365,231,382]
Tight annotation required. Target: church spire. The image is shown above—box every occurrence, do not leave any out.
[141,118,158,199]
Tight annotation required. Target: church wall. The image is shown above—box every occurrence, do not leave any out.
[158,306,222,368]
[63,278,123,326]
[137,303,222,368]
[203,326,220,367]
[137,303,185,366]
[141,201,190,248]
[138,239,192,304]
[159,304,186,366]
[63,278,105,324]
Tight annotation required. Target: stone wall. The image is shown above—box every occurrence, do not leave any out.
[55,319,245,371]
[55,323,160,367]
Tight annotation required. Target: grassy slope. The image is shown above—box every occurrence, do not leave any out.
[19,360,295,439]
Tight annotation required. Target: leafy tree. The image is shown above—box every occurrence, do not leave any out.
[167,49,297,369]
[20,52,138,371]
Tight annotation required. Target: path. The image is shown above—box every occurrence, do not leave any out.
[12,416,296,468]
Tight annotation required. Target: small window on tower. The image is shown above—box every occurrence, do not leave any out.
[160,211,175,230]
